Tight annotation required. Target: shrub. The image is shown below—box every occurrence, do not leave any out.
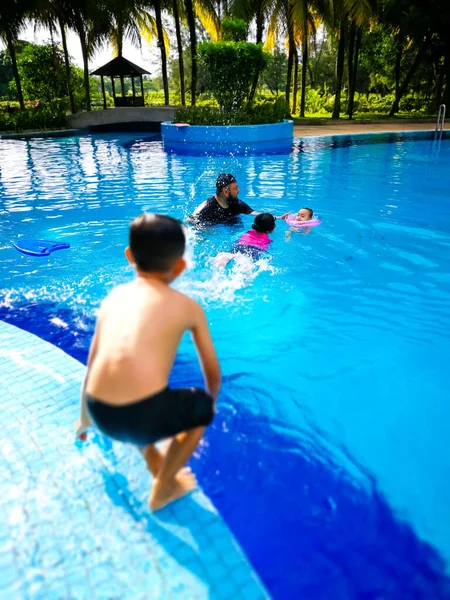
[304,89,328,114]
[174,97,289,125]
[0,100,21,113]
[221,17,247,42]
[197,41,269,111]
[0,99,68,132]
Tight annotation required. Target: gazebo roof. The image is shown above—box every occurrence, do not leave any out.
[91,55,150,77]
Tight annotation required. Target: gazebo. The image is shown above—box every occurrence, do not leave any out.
[91,56,150,109]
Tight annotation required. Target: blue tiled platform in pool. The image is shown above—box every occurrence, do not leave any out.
[0,320,269,600]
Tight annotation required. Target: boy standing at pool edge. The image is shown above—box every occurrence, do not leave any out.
[76,214,221,511]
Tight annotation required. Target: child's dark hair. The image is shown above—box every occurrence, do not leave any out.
[303,207,314,219]
[129,213,185,272]
[252,213,276,233]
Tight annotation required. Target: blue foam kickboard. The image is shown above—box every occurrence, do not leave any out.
[13,239,70,257]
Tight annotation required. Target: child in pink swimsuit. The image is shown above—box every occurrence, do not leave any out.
[213,213,276,268]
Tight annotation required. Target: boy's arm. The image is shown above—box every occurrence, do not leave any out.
[76,321,100,439]
[190,302,221,402]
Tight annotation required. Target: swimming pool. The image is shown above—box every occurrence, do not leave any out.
[1,130,450,599]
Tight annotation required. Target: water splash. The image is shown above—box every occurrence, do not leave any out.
[178,252,279,305]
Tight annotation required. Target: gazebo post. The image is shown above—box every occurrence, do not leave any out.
[131,76,136,106]
[140,75,144,102]
[120,75,125,98]
[101,75,107,109]
[111,76,116,105]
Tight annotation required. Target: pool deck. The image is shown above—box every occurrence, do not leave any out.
[294,120,450,137]
[0,320,269,600]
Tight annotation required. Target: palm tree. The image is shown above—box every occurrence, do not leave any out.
[152,0,169,104]
[266,0,296,110]
[346,20,359,119]
[98,0,170,105]
[229,0,276,103]
[229,0,274,43]
[184,0,197,104]
[180,0,227,105]
[331,15,345,119]
[171,0,186,104]
[266,0,330,115]
[194,0,221,38]
[347,0,377,118]
[331,0,376,119]
[0,0,30,110]
[32,0,76,113]
[105,0,157,58]
[291,0,328,117]
[60,0,103,111]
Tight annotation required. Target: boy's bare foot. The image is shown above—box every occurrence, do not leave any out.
[149,471,197,511]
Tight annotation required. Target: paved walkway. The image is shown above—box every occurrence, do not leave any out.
[0,320,269,600]
[294,120,450,137]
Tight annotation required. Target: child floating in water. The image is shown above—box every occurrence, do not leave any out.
[285,206,316,239]
[213,213,276,268]
[76,214,221,511]
[294,207,314,222]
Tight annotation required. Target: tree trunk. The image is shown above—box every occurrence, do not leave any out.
[332,21,346,119]
[78,30,91,111]
[59,17,76,113]
[6,32,24,110]
[256,11,264,44]
[285,28,295,111]
[292,48,299,114]
[389,32,432,116]
[248,11,264,104]
[348,26,362,119]
[300,6,308,118]
[248,12,265,104]
[393,43,402,112]
[312,39,324,91]
[347,21,356,118]
[308,62,314,88]
[154,0,169,105]
[185,0,197,105]
[172,0,185,105]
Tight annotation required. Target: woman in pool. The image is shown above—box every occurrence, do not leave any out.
[213,213,276,268]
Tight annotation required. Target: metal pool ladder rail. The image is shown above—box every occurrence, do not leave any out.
[436,104,446,136]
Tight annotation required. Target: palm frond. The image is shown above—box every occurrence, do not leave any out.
[194,0,221,40]
[265,8,280,50]
[135,10,158,45]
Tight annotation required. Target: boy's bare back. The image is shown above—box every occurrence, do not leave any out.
[86,277,208,404]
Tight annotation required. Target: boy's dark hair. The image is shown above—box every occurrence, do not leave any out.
[303,207,314,219]
[129,213,185,272]
[216,173,236,193]
[252,213,276,233]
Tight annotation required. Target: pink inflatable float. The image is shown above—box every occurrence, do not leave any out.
[285,213,322,227]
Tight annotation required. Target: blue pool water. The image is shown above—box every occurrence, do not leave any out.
[1,131,450,599]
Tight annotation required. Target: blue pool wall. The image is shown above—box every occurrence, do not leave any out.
[161,120,294,156]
